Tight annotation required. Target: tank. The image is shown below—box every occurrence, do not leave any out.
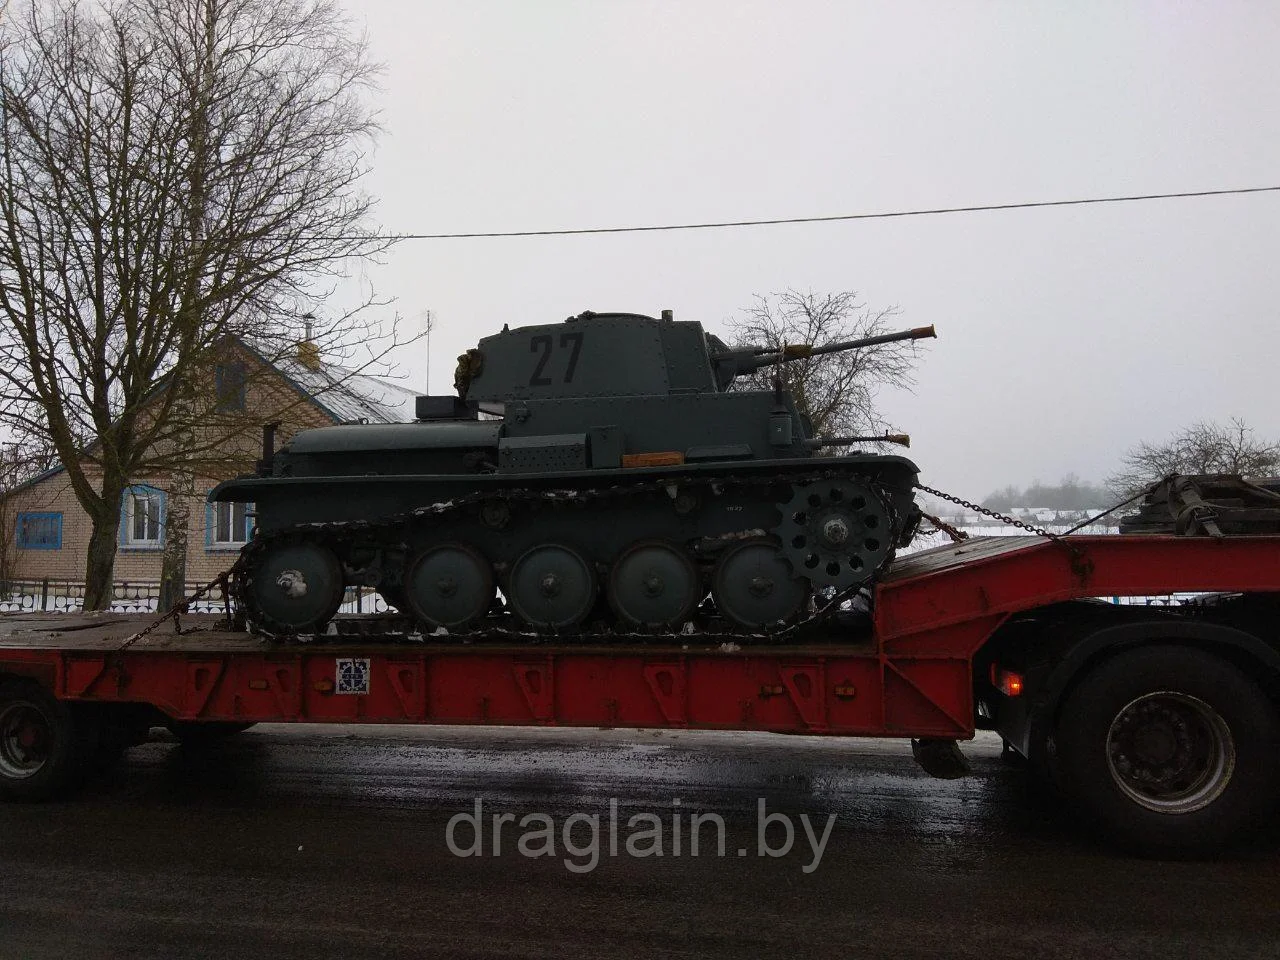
[210,310,936,637]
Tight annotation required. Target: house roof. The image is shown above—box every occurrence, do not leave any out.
[4,343,423,497]
[273,355,419,424]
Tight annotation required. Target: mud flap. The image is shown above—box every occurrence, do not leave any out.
[911,738,972,780]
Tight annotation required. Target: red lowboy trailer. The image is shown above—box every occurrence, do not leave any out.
[1,533,1278,855]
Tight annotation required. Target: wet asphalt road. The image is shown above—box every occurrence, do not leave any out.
[0,725,1276,960]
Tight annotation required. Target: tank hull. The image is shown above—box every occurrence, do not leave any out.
[211,455,919,532]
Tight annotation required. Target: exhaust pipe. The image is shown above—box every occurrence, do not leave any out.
[260,421,281,474]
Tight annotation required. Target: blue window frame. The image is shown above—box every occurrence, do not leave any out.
[215,362,247,413]
[206,498,253,551]
[120,485,166,550]
[16,512,62,550]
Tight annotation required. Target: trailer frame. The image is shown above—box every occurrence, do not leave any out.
[1,533,1278,854]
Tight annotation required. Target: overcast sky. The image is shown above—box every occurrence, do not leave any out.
[341,0,1280,499]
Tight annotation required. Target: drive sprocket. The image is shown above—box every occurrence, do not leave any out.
[777,479,893,589]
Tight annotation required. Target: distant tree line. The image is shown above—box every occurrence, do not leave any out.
[979,420,1280,513]
[982,474,1110,511]
[1106,418,1280,500]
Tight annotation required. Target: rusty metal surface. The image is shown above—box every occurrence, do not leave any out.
[0,612,881,657]
[879,536,1039,581]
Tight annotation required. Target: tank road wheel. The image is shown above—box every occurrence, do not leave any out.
[404,543,494,631]
[778,480,894,589]
[608,541,700,629]
[244,538,345,634]
[712,539,809,630]
[507,544,597,630]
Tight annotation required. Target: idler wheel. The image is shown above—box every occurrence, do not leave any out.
[507,543,597,630]
[712,539,808,629]
[607,541,700,628]
[404,543,494,630]
[245,539,345,634]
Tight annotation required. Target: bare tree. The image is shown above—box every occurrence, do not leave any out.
[0,0,401,609]
[724,289,924,440]
[1108,418,1280,499]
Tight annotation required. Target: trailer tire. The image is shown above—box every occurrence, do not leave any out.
[1056,645,1280,857]
[0,680,91,801]
[167,720,257,745]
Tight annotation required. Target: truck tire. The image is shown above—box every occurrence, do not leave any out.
[167,720,257,745]
[1055,645,1280,857]
[0,680,92,801]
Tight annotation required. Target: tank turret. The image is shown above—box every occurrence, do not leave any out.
[451,310,934,403]
[212,309,934,639]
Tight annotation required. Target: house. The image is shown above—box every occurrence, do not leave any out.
[3,339,418,588]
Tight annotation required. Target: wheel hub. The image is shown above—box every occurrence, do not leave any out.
[1106,691,1235,814]
[16,724,40,751]
[0,703,50,779]
[820,516,850,547]
[1132,724,1178,765]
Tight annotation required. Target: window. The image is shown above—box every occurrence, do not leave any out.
[215,362,247,413]
[121,486,165,549]
[16,512,62,550]
[209,500,252,549]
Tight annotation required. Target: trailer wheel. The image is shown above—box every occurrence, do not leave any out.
[0,681,90,801]
[1056,645,1280,857]
[167,720,257,745]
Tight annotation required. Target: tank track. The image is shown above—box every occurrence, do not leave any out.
[230,468,917,645]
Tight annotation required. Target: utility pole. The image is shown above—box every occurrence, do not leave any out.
[425,309,432,395]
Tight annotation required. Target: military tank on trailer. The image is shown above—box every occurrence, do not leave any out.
[210,310,935,638]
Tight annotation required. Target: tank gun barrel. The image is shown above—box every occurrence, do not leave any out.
[711,324,935,380]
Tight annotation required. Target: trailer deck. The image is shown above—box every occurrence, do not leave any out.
[0,535,1274,740]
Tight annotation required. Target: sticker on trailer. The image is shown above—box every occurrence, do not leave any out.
[335,658,371,695]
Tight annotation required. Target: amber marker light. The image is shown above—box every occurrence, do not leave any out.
[996,670,1025,697]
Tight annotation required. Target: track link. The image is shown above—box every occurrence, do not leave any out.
[231,469,917,644]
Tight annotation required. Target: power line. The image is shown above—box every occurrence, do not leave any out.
[385,185,1280,241]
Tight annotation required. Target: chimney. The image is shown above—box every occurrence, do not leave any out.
[296,314,322,370]
[296,339,322,371]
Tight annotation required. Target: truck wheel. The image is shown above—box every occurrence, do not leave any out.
[1056,645,1280,857]
[167,720,257,745]
[0,681,91,801]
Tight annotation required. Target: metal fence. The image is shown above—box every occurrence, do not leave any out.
[0,563,1202,618]
[0,579,390,616]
